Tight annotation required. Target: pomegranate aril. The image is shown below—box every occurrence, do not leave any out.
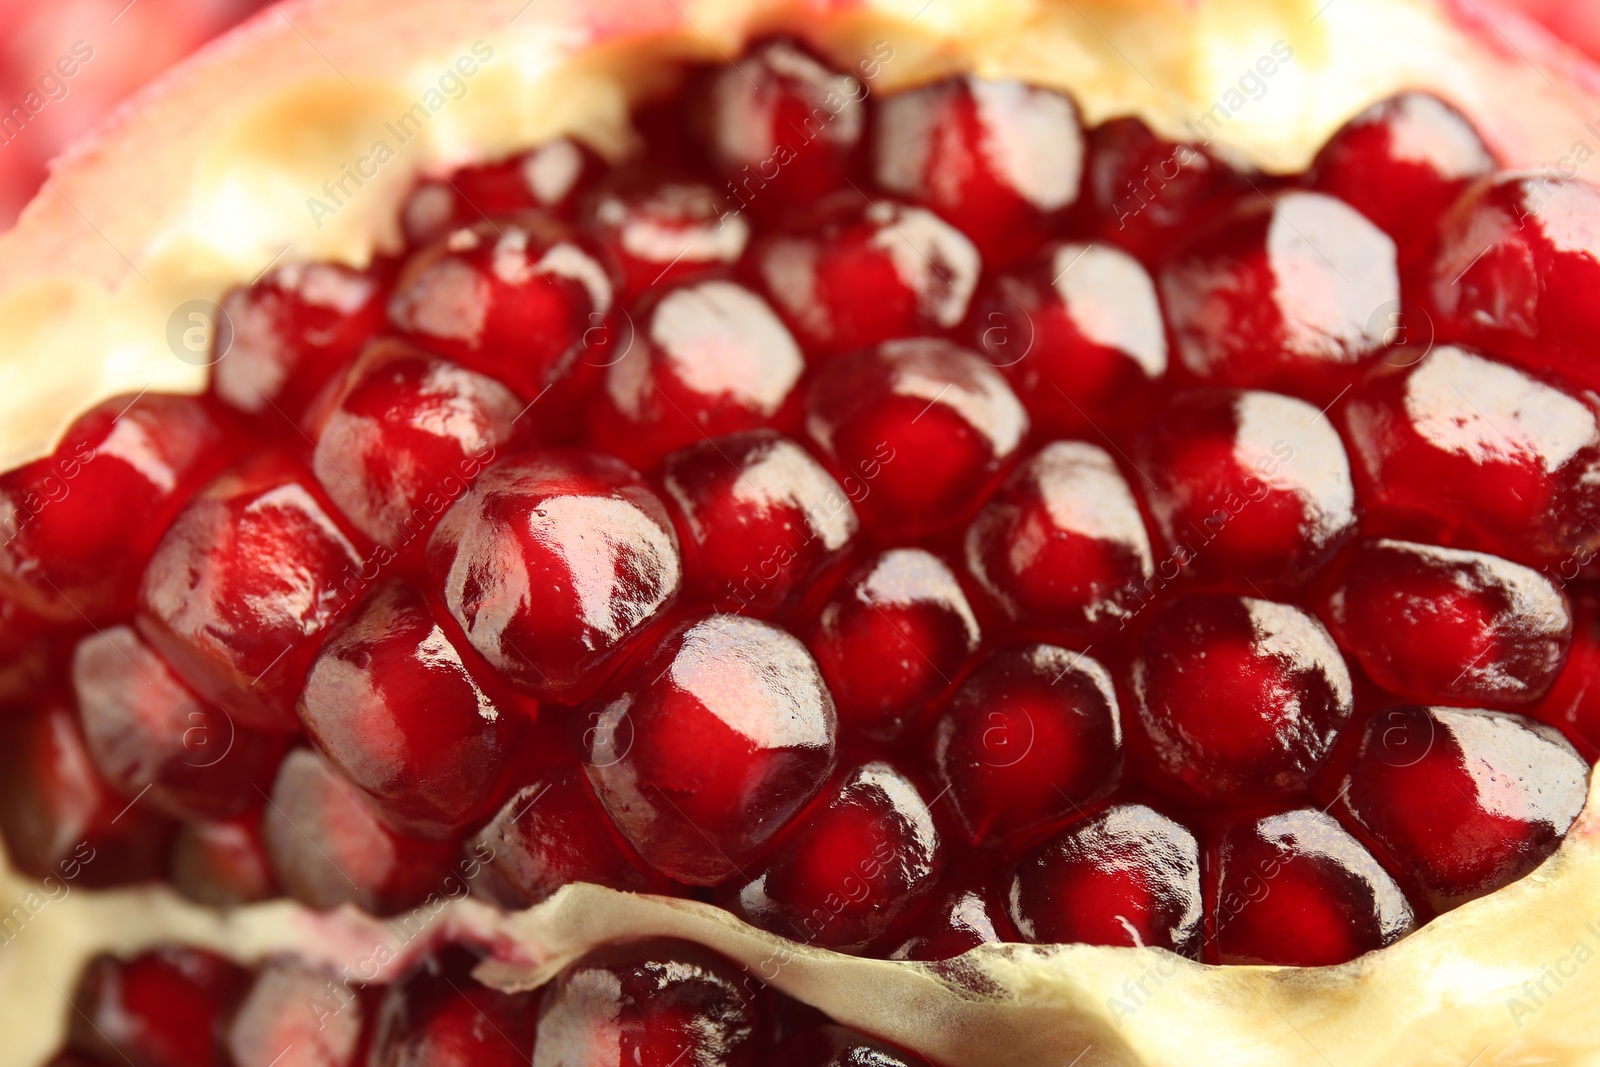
[1159,190,1400,402]
[1323,539,1571,706]
[582,613,837,885]
[1134,388,1358,587]
[170,816,280,908]
[1308,92,1494,257]
[215,262,390,423]
[583,180,749,301]
[728,761,942,951]
[588,280,806,471]
[1427,174,1600,393]
[470,761,674,908]
[1208,808,1414,967]
[0,393,240,623]
[887,874,1010,962]
[696,38,867,209]
[136,450,365,731]
[388,214,612,399]
[73,626,289,821]
[403,138,599,245]
[369,947,537,1067]
[808,548,980,741]
[225,959,366,1067]
[930,643,1122,846]
[0,698,174,886]
[261,748,456,914]
[974,240,1167,435]
[1532,588,1600,757]
[965,441,1154,636]
[1080,117,1240,258]
[69,947,249,1067]
[873,76,1083,264]
[299,581,527,838]
[661,429,857,617]
[303,339,522,549]
[1006,803,1203,956]
[1131,596,1353,803]
[425,449,681,700]
[754,197,980,358]
[1334,705,1590,909]
[807,338,1026,536]
[775,1026,934,1067]
[1338,344,1600,566]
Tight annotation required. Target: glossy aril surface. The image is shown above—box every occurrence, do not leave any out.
[1078,117,1240,259]
[169,815,279,909]
[888,874,1011,962]
[583,180,749,301]
[225,959,366,1067]
[369,947,538,1067]
[401,138,598,246]
[69,947,249,1067]
[775,1026,935,1067]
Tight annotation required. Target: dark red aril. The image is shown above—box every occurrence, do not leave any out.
[170,816,280,909]
[425,449,681,700]
[930,643,1122,846]
[1532,588,1600,758]
[873,76,1083,264]
[1333,705,1590,909]
[368,947,538,1067]
[1323,539,1571,706]
[1079,116,1241,259]
[581,613,837,885]
[964,441,1154,636]
[582,180,749,301]
[1208,808,1415,967]
[1006,803,1203,956]
[660,429,856,617]
[886,873,1011,962]
[588,282,806,472]
[775,1025,935,1067]
[225,959,366,1067]
[808,548,980,742]
[402,138,599,245]
[69,947,249,1067]
[0,393,240,624]
[1131,596,1354,803]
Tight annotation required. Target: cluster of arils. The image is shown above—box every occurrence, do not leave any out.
[0,37,1595,988]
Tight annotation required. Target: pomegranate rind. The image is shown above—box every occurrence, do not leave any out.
[2,1,1600,1065]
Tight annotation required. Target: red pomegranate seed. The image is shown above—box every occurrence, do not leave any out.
[1532,589,1600,757]
[388,215,612,399]
[425,449,681,700]
[1428,175,1600,395]
[973,240,1168,435]
[727,761,942,951]
[1134,388,1358,587]
[1006,803,1203,956]
[261,748,456,914]
[69,947,249,1067]
[1339,345,1600,566]
[930,643,1122,846]
[170,816,280,908]
[583,181,749,301]
[775,1026,934,1067]
[303,339,523,549]
[1333,705,1590,909]
[1323,539,1571,706]
[808,548,980,741]
[0,592,57,701]
[581,613,837,885]
[696,38,867,209]
[1159,191,1400,402]
[471,760,675,907]
[1079,116,1240,259]
[402,138,600,245]
[807,339,1027,535]
[1208,808,1415,967]
[534,939,769,1067]
[873,76,1083,264]
[215,262,390,423]
[0,393,240,624]
[0,698,173,886]
[886,874,1011,961]
[136,450,366,731]
[587,281,806,471]
[369,947,537,1067]
[225,959,366,1067]
[1309,92,1494,257]
[754,197,981,358]
[299,581,528,838]
[964,441,1154,636]
[72,626,289,821]
[660,430,857,617]
[1131,596,1353,803]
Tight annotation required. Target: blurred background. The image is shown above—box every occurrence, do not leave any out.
[0,0,1595,232]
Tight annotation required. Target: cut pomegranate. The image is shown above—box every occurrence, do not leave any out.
[582,180,749,301]
[225,959,366,1067]
[368,946,537,1067]
[660,429,857,616]
[581,613,837,885]
[1323,539,1571,706]
[776,1025,934,1067]
[1130,596,1353,803]
[402,138,600,246]
[170,816,280,908]
[929,643,1122,845]
[1333,705,1589,909]
[68,947,249,1067]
